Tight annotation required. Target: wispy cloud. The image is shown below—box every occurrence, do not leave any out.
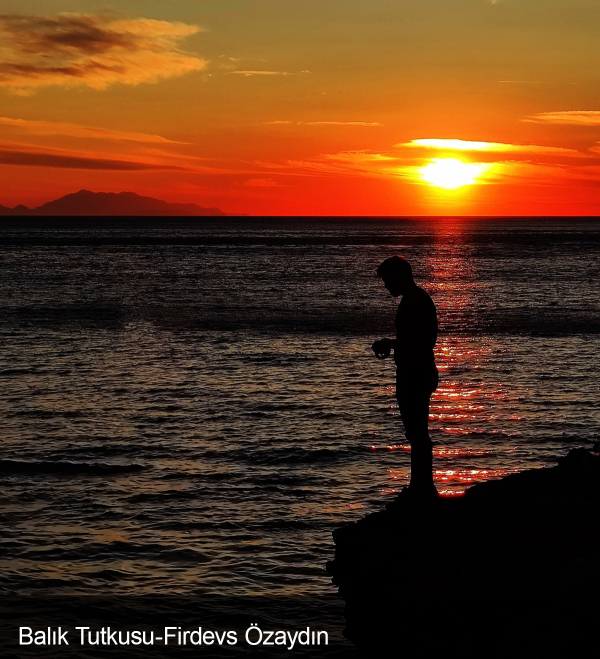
[0,116,186,143]
[400,138,580,156]
[303,121,382,126]
[322,151,396,164]
[231,70,291,76]
[524,111,600,125]
[257,144,599,187]
[263,120,382,127]
[0,140,261,175]
[257,151,405,180]
[0,143,189,170]
[231,69,311,77]
[0,13,207,93]
[244,178,280,187]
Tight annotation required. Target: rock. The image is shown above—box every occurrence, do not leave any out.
[328,448,600,658]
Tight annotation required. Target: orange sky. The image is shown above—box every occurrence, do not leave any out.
[2,1,600,215]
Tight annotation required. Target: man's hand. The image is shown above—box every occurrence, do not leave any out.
[372,338,393,359]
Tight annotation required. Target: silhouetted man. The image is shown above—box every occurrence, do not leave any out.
[372,256,438,498]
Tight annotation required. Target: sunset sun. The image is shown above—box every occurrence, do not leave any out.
[420,158,489,190]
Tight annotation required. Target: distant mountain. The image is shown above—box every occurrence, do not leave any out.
[0,190,226,216]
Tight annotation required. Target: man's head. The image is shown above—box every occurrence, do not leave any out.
[377,255,414,297]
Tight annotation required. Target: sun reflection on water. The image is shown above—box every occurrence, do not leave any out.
[371,221,528,497]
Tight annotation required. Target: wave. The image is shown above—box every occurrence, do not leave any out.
[0,459,146,475]
[201,446,360,466]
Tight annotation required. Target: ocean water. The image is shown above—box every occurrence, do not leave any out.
[0,217,599,613]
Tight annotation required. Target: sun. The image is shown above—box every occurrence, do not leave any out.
[420,158,488,189]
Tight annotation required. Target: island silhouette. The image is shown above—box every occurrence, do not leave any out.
[0,190,226,216]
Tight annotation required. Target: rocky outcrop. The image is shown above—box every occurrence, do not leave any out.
[328,448,600,658]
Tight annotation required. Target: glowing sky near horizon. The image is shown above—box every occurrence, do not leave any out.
[2,0,600,215]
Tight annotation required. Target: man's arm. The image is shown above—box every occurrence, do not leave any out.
[371,338,397,359]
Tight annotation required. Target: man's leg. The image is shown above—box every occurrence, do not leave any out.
[398,393,435,494]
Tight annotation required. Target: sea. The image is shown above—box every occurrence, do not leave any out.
[0,216,599,656]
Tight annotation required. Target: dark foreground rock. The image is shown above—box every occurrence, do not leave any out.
[328,448,600,658]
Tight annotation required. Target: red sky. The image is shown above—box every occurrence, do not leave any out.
[2,1,600,215]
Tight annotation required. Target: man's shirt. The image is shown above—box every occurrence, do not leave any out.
[394,286,438,392]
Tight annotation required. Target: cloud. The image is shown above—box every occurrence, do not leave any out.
[0,116,186,143]
[303,121,382,127]
[244,178,279,187]
[257,147,587,187]
[323,151,396,163]
[256,151,405,180]
[400,138,580,156]
[0,13,207,92]
[231,70,291,76]
[0,140,262,175]
[256,140,600,191]
[229,69,311,78]
[0,142,189,170]
[524,111,600,126]
[263,120,382,127]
